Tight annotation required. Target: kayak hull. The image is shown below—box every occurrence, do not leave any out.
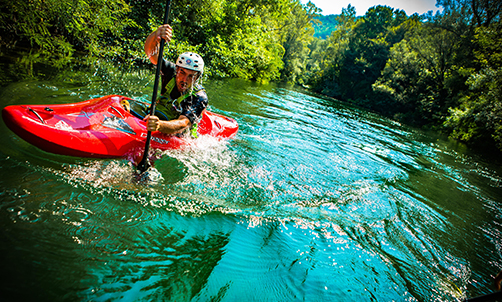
[2,95,238,159]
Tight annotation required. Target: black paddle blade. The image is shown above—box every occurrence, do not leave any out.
[137,131,152,173]
[137,157,150,173]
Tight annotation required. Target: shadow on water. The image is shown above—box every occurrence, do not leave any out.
[1,53,502,301]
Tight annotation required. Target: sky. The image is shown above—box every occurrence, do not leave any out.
[302,0,441,16]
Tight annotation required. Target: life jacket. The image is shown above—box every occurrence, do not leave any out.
[154,77,203,138]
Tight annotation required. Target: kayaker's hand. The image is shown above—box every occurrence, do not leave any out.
[144,115,160,132]
[145,24,172,65]
[156,24,172,43]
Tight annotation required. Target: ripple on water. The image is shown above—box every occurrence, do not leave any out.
[336,186,470,301]
[201,217,419,301]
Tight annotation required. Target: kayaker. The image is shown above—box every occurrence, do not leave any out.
[141,24,208,138]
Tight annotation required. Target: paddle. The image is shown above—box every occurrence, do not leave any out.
[137,0,172,173]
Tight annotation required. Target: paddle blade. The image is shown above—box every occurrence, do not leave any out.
[137,131,152,173]
[137,156,150,173]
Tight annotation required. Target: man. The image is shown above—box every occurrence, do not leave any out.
[142,24,207,137]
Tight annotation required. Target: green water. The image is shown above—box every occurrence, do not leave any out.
[0,58,501,301]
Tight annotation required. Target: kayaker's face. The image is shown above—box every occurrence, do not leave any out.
[176,67,199,93]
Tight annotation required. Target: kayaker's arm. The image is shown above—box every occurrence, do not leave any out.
[145,24,173,65]
[144,114,191,135]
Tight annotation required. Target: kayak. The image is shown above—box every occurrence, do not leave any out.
[2,95,238,160]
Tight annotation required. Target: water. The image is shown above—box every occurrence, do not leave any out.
[0,58,501,301]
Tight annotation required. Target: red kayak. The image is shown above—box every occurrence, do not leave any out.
[2,95,238,160]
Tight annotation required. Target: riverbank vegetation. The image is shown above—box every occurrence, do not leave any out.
[1,0,501,153]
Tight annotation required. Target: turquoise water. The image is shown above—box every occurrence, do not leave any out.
[0,61,501,301]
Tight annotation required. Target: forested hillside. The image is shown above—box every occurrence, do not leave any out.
[307,1,502,153]
[312,14,338,39]
[0,0,501,153]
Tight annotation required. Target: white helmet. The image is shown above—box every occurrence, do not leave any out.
[176,52,204,74]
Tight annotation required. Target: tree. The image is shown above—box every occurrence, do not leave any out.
[373,20,459,125]
[310,5,410,111]
[307,5,356,97]
[437,0,502,27]
[198,0,289,82]
[279,0,319,84]
[444,24,502,150]
[0,0,136,66]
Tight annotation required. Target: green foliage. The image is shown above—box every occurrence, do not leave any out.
[0,0,317,84]
[437,0,502,27]
[0,0,137,67]
[279,0,319,84]
[140,0,313,83]
[373,21,460,125]
[443,23,502,150]
[445,67,502,149]
[205,26,285,83]
[473,24,502,68]
[304,0,502,153]
[309,5,411,108]
[306,5,356,96]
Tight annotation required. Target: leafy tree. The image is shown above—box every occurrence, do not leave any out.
[370,0,502,152]
[310,5,410,111]
[445,67,502,150]
[437,0,502,27]
[0,0,137,66]
[444,24,502,150]
[0,0,313,83]
[279,0,319,84]
[373,20,460,125]
[198,0,289,82]
[307,5,356,97]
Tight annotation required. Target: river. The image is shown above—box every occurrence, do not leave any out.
[0,57,501,301]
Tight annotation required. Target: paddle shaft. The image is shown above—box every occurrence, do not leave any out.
[138,0,172,173]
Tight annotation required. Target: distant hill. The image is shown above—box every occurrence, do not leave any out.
[312,14,338,39]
